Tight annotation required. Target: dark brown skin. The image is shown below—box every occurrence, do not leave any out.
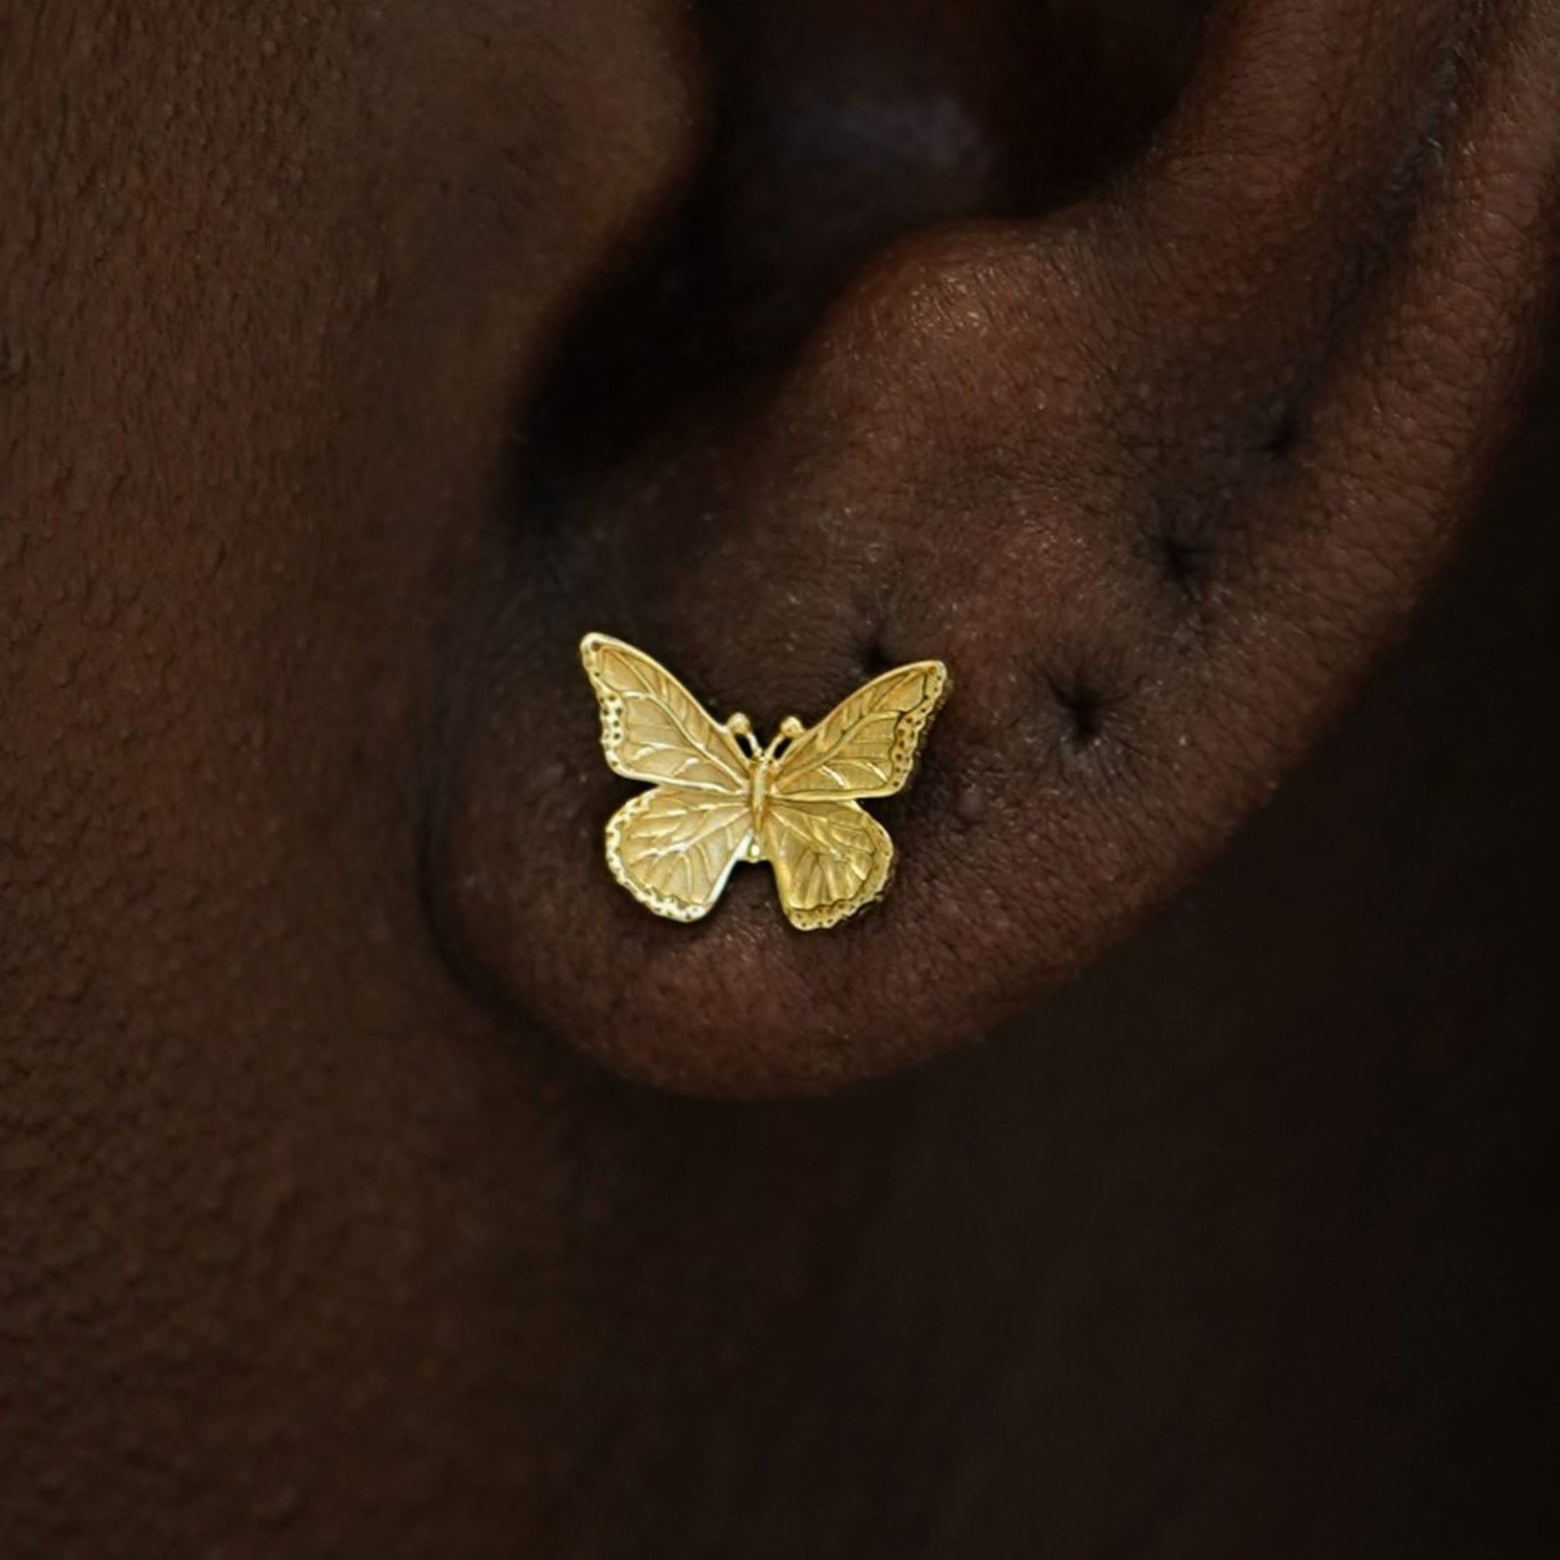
[2,2,1557,1555]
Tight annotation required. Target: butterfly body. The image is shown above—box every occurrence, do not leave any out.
[747,748,773,832]
[581,634,949,930]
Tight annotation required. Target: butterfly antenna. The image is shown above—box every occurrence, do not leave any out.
[728,712,761,759]
[765,717,805,760]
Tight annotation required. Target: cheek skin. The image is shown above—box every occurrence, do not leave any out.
[1,5,701,1033]
[0,2,705,1551]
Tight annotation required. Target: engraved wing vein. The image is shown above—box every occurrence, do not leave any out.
[582,634,948,930]
[585,636,748,794]
[761,799,892,929]
[608,790,753,920]
[774,663,945,800]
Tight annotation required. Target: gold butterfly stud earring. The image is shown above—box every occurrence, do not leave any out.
[580,633,949,930]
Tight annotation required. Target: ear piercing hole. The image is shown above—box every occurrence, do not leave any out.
[857,636,898,681]
[1049,677,1111,748]
[1152,531,1214,598]
[1263,406,1300,460]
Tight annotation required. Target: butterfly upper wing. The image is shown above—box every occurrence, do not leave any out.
[771,660,948,802]
[607,789,755,923]
[581,633,749,795]
[760,799,893,931]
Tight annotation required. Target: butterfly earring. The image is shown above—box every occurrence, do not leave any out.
[580,633,950,930]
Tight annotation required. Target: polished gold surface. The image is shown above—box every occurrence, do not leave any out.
[580,633,949,930]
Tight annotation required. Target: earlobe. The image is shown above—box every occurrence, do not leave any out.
[430,0,1560,1096]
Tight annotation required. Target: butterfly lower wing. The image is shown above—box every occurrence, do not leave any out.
[606,789,754,923]
[760,799,893,931]
[581,633,749,795]
[772,660,948,801]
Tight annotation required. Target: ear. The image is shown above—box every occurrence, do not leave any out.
[430,0,1560,1096]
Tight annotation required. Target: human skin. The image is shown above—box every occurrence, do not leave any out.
[2,2,1557,1556]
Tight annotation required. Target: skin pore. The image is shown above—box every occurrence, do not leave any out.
[2,2,1557,1555]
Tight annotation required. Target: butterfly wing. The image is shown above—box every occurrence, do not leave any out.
[606,789,755,923]
[760,799,893,931]
[761,659,947,930]
[580,633,750,794]
[770,660,948,802]
[582,635,755,921]
[581,639,947,929]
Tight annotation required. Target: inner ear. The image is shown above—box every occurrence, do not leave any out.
[526,0,1203,489]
